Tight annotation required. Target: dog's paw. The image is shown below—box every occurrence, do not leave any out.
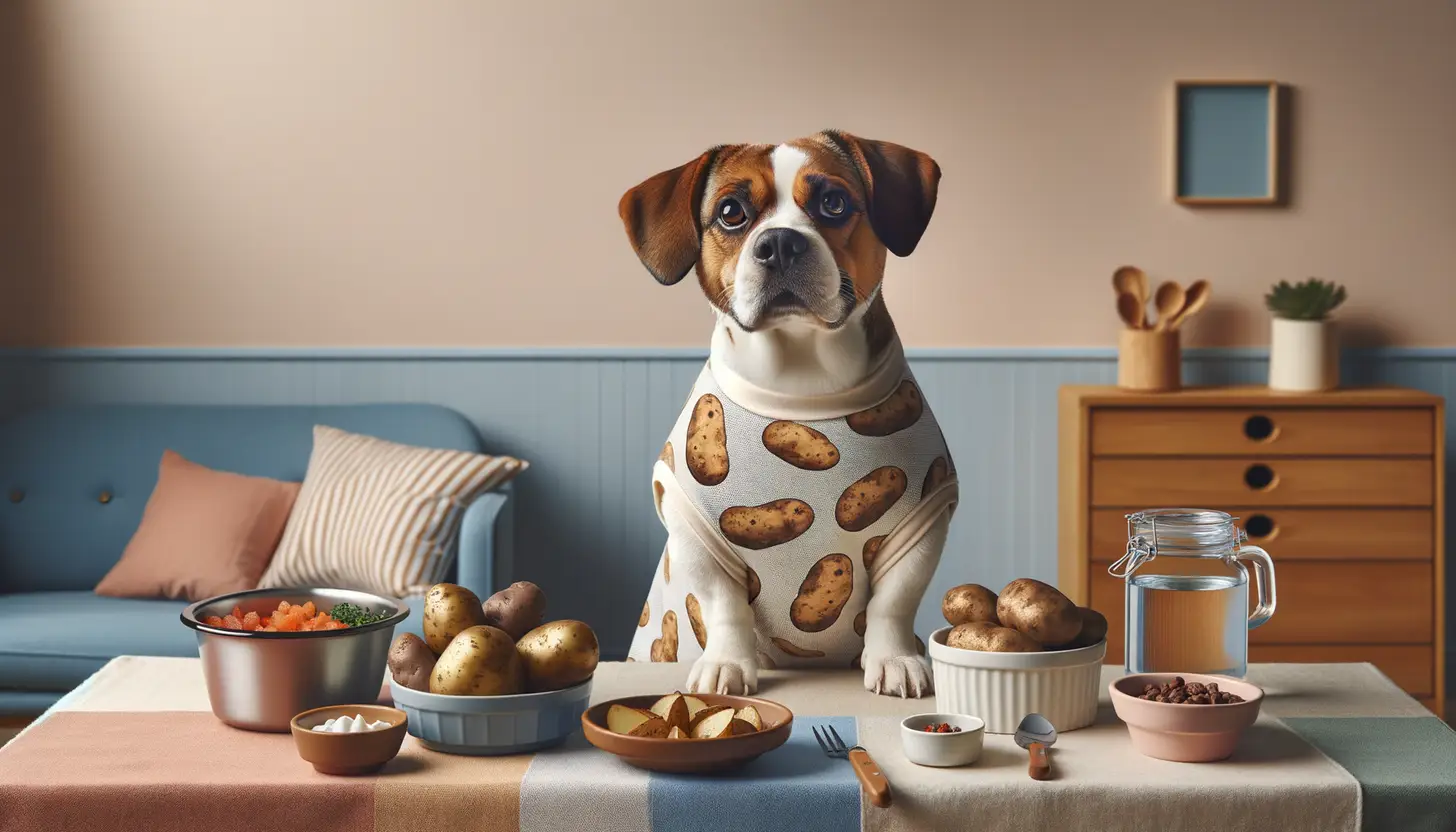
[686,656,758,695]
[862,653,934,698]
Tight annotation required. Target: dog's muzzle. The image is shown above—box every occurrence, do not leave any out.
[736,228,853,330]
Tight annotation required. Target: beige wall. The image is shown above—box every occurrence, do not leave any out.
[2,0,1453,348]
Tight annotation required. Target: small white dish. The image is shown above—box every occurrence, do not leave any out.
[900,713,986,767]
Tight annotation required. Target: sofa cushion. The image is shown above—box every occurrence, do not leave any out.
[0,592,430,698]
[95,450,302,601]
[0,404,483,593]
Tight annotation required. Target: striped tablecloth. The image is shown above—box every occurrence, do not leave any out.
[2,657,1454,832]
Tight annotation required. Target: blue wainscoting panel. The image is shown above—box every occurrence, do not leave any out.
[1,348,1452,685]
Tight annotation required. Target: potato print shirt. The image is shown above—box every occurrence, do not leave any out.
[628,338,959,668]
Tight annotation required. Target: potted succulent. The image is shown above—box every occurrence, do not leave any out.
[1264,278,1346,391]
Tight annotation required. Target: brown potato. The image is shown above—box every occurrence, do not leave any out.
[846,380,923,436]
[854,609,867,637]
[638,601,650,627]
[516,619,600,692]
[771,636,825,658]
[1055,607,1108,649]
[719,499,814,549]
[686,393,729,486]
[997,578,1082,646]
[789,554,854,632]
[651,610,679,662]
[482,581,546,641]
[659,440,674,471]
[423,583,489,655]
[862,535,886,572]
[387,633,436,692]
[761,421,840,470]
[429,625,525,695]
[942,584,999,626]
[835,467,907,531]
[746,565,760,604]
[685,593,707,648]
[946,621,1042,653]
[923,456,951,495]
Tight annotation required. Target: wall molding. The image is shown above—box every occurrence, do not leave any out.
[5,345,1456,362]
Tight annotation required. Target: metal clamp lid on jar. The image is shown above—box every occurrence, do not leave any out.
[1108,508,1244,579]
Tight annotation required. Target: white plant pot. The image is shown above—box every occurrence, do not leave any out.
[1268,318,1337,391]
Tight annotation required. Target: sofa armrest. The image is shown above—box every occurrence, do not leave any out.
[456,482,515,598]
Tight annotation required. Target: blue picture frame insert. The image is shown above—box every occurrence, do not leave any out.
[1174,80,1283,205]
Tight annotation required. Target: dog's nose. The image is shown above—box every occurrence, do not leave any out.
[752,228,810,269]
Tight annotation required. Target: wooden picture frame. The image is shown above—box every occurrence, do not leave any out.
[1173,80,1284,206]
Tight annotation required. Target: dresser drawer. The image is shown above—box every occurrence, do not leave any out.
[1090,458,1434,507]
[1089,561,1434,646]
[1089,508,1434,562]
[1090,407,1434,457]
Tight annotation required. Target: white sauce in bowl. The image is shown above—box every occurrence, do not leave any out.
[312,714,392,733]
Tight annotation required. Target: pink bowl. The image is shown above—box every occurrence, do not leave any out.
[1109,673,1264,762]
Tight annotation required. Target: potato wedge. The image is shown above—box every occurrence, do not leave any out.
[688,704,733,730]
[606,704,670,737]
[666,726,687,739]
[690,708,737,738]
[650,692,691,732]
[734,705,763,731]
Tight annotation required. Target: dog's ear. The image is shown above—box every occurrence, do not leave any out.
[823,131,940,258]
[618,148,722,285]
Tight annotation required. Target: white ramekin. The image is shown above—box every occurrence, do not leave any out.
[928,626,1106,734]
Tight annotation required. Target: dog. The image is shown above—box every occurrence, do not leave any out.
[618,131,957,698]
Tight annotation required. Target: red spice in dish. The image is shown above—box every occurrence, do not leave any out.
[922,722,962,733]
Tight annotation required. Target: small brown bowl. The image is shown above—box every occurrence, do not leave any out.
[290,704,408,775]
[1110,673,1264,763]
[581,693,793,773]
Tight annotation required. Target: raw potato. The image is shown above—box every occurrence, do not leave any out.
[846,379,924,436]
[997,578,1082,646]
[947,621,1042,653]
[651,610,679,662]
[835,466,908,531]
[761,421,841,470]
[923,456,951,495]
[606,704,670,737]
[746,565,760,604]
[659,441,674,472]
[1058,607,1108,649]
[942,584,999,626]
[650,693,691,732]
[482,581,547,641]
[387,633,436,692]
[719,499,814,549]
[423,583,489,655]
[429,625,525,695]
[771,636,825,658]
[639,601,650,627]
[862,535,886,572]
[789,554,854,633]
[686,393,730,486]
[685,593,707,648]
[516,619,600,692]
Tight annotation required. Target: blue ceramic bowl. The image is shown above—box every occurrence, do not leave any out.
[388,678,592,755]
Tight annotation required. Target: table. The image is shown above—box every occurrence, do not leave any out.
[2,657,1454,832]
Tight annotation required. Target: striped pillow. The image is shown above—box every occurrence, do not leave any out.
[258,425,526,597]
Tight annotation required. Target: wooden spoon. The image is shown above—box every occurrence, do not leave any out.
[1112,266,1149,327]
[1153,281,1185,332]
[1116,291,1144,330]
[1167,279,1211,330]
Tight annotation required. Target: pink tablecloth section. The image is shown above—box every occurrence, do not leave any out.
[0,656,1447,832]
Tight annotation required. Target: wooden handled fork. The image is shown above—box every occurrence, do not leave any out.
[814,724,892,808]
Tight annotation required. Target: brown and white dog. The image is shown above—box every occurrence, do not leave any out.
[618,131,956,697]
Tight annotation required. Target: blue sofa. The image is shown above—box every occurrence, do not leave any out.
[0,404,514,715]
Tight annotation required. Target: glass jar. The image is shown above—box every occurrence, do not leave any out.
[1109,508,1276,678]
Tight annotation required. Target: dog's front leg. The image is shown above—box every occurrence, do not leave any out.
[861,511,951,698]
[659,485,759,695]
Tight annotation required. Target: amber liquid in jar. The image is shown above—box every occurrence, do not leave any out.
[1125,574,1248,677]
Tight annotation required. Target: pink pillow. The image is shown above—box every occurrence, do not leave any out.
[95,450,301,601]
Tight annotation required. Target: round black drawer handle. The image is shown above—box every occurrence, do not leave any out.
[1245,514,1276,539]
[1243,464,1277,491]
[1243,414,1276,441]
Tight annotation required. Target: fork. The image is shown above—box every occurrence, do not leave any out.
[813,724,892,808]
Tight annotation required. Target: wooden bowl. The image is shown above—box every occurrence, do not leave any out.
[290,704,408,775]
[581,693,793,773]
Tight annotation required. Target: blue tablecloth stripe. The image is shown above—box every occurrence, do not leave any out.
[648,716,862,832]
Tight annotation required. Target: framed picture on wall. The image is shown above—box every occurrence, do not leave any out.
[1173,80,1285,206]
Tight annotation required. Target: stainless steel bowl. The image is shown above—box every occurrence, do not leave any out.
[181,586,408,732]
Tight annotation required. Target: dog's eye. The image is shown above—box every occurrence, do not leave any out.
[819,190,849,219]
[716,198,749,230]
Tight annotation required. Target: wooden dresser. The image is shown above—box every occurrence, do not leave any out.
[1058,385,1446,716]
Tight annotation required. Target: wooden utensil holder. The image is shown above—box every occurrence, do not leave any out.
[1117,329,1181,392]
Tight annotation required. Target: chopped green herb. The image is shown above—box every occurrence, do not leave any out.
[328,602,389,627]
